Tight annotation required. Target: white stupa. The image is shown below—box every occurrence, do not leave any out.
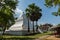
[9,13,33,31]
[5,13,35,35]
[5,12,43,35]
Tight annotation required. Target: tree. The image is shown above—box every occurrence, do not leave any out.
[57,24,60,27]
[44,23,53,27]
[25,3,42,32]
[45,0,60,16]
[35,12,42,32]
[0,0,18,34]
[25,10,30,32]
[30,12,36,32]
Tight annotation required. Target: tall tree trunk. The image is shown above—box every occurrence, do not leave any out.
[36,21,38,32]
[33,21,34,32]
[2,24,6,35]
[3,27,6,35]
[28,18,30,32]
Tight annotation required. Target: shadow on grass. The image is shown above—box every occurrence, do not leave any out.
[3,32,40,36]
[25,32,40,36]
[2,31,53,40]
[2,33,37,40]
[2,33,40,40]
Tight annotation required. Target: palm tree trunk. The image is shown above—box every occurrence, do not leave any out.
[36,21,37,26]
[33,21,34,32]
[36,21,38,32]
[28,18,30,32]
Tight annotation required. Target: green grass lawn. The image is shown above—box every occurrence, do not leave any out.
[1,31,53,40]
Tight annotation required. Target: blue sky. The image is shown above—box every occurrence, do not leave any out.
[15,0,60,25]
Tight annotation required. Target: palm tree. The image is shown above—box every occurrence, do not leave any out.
[35,13,42,31]
[25,8,31,32]
[29,4,42,32]
[30,12,36,32]
[33,6,42,31]
[45,0,60,16]
[25,3,42,32]
[25,12,30,32]
[0,0,18,34]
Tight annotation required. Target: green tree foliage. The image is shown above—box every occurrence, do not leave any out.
[57,24,60,27]
[0,0,18,34]
[44,23,53,27]
[45,0,60,16]
[25,3,42,32]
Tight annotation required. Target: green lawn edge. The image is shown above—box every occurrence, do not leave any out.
[2,31,52,39]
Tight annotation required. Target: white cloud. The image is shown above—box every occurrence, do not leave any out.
[15,8,23,17]
[15,8,23,14]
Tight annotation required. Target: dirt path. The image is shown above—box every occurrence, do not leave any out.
[35,35,50,40]
[46,35,60,40]
[35,35,60,40]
